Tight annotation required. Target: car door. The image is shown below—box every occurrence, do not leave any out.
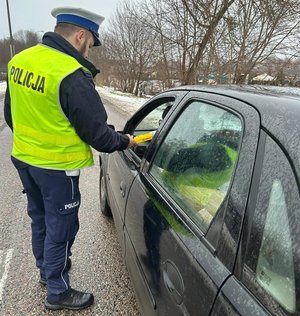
[124,90,260,315]
[211,131,300,315]
[105,91,187,252]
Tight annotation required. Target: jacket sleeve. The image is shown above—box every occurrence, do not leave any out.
[4,78,13,130]
[59,70,129,153]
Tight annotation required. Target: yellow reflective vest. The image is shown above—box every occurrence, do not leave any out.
[8,44,94,170]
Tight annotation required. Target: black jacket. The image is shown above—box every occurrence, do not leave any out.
[4,32,129,169]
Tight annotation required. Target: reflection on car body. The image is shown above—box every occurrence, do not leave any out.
[99,85,300,316]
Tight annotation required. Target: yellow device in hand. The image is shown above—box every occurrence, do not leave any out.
[134,131,156,144]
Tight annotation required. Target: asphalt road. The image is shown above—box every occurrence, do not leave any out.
[0,95,5,132]
[0,92,140,315]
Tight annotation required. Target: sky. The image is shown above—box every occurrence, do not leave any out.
[0,0,120,39]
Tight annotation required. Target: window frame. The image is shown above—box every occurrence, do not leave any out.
[237,131,300,315]
[146,97,244,236]
[140,90,260,270]
[142,94,246,243]
[122,91,188,167]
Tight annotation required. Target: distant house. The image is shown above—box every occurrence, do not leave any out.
[252,73,275,83]
[198,73,229,84]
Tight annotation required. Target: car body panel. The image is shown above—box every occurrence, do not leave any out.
[210,276,270,315]
[125,173,231,315]
[122,90,260,315]
[106,150,138,252]
[99,86,300,316]
[104,90,188,253]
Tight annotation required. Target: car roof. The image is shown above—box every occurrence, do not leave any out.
[169,85,300,180]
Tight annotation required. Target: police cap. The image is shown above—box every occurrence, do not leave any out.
[51,6,105,46]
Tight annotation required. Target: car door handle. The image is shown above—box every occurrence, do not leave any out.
[119,180,126,197]
[162,260,184,305]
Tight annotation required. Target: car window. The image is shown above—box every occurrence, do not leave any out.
[149,100,242,233]
[134,101,174,133]
[242,136,300,314]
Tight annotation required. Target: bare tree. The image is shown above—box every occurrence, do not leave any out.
[89,31,115,86]
[180,0,236,84]
[0,30,40,73]
[221,0,300,83]
[99,1,158,95]
[92,0,300,90]
[256,55,300,86]
[133,0,235,85]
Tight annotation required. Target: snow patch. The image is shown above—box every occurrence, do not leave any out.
[0,82,149,115]
[0,82,7,94]
[96,86,149,115]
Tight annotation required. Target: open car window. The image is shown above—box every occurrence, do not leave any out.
[124,97,176,160]
[133,100,174,136]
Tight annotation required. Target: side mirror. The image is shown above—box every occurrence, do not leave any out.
[133,143,148,158]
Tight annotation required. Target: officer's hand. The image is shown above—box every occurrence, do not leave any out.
[126,134,137,148]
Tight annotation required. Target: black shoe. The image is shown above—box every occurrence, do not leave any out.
[66,257,72,271]
[45,288,94,310]
[39,258,72,286]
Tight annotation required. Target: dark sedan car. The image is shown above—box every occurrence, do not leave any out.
[99,86,300,316]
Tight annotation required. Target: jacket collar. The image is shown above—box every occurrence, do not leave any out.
[42,32,100,78]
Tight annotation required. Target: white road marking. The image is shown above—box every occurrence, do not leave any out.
[0,248,14,303]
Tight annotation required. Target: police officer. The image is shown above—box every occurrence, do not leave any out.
[4,6,136,311]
